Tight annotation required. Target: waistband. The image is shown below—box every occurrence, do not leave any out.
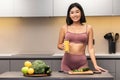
[64,53,86,56]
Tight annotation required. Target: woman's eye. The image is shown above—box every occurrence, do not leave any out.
[70,11,80,14]
[76,11,80,13]
[70,12,74,14]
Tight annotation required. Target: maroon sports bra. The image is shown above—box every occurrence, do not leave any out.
[65,26,88,44]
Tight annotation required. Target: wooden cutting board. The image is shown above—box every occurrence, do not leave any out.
[68,70,94,75]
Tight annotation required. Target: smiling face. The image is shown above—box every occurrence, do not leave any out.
[66,3,86,25]
[69,7,81,23]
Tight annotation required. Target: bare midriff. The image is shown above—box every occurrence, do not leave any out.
[69,42,86,55]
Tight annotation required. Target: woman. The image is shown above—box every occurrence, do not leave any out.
[57,2,107,73]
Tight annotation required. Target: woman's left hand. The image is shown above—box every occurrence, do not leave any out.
[94,65,108,72]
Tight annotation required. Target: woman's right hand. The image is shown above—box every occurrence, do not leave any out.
[58,43,64,50]
[58,42,70,53]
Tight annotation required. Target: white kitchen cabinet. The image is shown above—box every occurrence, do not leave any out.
[53,0,80,16]
[83,0,112,16]
[0,0,119,17]
[113,0,120,15]
[14,0,53,17]
[0,0,14,17]
[53,0,112,16]
[0,0,53,17]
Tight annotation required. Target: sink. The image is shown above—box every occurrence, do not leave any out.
[52,53,64,56]
[0,53,15,56]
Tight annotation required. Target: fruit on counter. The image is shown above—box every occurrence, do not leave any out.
[31,60,52,74]
[21,67,29,75]
[24,61,32,68]
[21,60,34,75]
[21,60,52,75]
[28,68,34,75]
[73,67,90,72]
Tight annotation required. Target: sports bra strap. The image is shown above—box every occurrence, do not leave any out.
[86,25,88,33]
[66,25,68,32]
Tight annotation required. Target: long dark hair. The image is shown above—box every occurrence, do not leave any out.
[66,2,86,25]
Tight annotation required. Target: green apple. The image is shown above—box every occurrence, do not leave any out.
[21,67,29,75]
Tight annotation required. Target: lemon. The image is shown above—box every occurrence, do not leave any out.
[28,68,34,75]
[21,67,29,75]
[24,61,32,68]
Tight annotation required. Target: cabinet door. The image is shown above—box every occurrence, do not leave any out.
[88,60,115,73]
[51,60,61,71]
[10,60,51,71]
[54,0,81,16]
[84,0,112,16]
[113,0,120,15]
[53,0,112,16]
[0,60,9,73]
[0,0,14,17]
[116,60,120,80]
[88,60,115,80]
[14,0,53,17]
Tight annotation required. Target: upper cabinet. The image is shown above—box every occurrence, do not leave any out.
[0,0,14,17]
[53,0,113,16]
[0,0,120,17]
[0,0,53,17]
[14,0,53,17]
[83,0,112,16]
[113,0,120,15]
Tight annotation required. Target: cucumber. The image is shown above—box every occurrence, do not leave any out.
[72,67,90,72]
[73,69,79,72]
[78,67,89,72]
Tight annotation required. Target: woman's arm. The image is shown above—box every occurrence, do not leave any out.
[87,25,107,72]
[57,25,66,50]
[87,25,97,67]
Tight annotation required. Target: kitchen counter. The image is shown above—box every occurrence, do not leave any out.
[0,53,120,60]
[0,53,118,80]
[0,71,113,80]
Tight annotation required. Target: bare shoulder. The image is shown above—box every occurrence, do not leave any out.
[61,24,67,32]
[62,24,67,29]
[87,24,92,29]
[86,24,93,32]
